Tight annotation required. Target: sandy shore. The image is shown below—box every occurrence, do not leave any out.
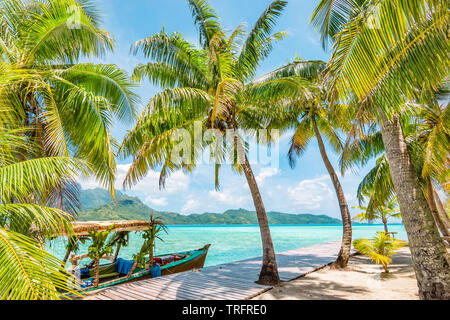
[253,247,419,300]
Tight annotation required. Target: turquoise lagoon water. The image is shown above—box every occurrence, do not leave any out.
[48,224,408,268]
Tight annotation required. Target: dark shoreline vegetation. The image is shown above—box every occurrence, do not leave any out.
[79,188,346,225]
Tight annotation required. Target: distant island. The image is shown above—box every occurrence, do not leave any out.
[78,188,343,225]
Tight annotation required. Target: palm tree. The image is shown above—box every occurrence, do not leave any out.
[121,0,288,285]
[0,129,90,299]
[87,226,115,288]
[415,99,450,229]
[353,197,402,234]
[0,0,139,196]
[354,232,408,273]
[311,0,450,299]
[127,216,168,278]
[244,57,353,268]
[342,108,450,238]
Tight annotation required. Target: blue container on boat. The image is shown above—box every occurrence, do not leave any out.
[81,278,94,289]
[151,264,161,278]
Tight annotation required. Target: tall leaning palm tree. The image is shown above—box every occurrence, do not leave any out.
[0,0,139,196]
[342,108,450,238]
[243,57,353,268]
[311,0,450,299]
[121,0,288,285]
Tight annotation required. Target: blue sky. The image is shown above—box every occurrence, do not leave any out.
[78,0,375,219]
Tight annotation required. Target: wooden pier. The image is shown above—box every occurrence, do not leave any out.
[84,241,344,300]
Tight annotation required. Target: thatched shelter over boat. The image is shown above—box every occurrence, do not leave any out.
[62,220,152,237]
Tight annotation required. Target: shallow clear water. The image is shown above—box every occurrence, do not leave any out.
[47,224,408,268]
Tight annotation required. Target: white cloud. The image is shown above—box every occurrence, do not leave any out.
[208,188,248,207]
[77,163,191,196]
[255,168,281,186]
[208,190,232,204]
[181,199,202,214]
[287,176,334,210]
[77,176,102,190]
[145,197,168,207]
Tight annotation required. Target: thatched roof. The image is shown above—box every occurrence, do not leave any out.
[62,220,151,237]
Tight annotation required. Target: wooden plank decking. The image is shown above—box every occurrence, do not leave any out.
[83,240,344,301]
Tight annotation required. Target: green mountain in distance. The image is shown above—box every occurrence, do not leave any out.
[78,189,343,225]
[80,188,123,211]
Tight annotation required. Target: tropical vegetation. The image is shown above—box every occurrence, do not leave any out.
[0,129,89,299]
[120,0,289,285]
[353,197,401,234]
[77,192,343,225]
[87,225,115,288]
[0,0,139,195]
[0,0,137,299]
[353,232,408,273]
[127,216,167,278]
[0,0,448,300]
[310,0,450,299]
[244,56,354,268]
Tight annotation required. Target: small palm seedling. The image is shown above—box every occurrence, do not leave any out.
[353,232,408,273]
[87,225,115,288]
[62,235,86,267]
[127,216,168,278]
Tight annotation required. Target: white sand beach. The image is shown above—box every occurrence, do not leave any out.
[253,248,420,300]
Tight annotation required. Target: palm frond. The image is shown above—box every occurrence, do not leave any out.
[55,63,140,122]
[310,0,365,50]
[0,157,90,203]
[327,0,449,114]
[44,179,81,218]
[17,0,113,66]
[288,117,314,168]
[0,227,80,300]
[131,30,208,88]
[187,0,221,49]
[236,0,287,81]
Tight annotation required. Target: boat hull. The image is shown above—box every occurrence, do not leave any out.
[74,244,211,296]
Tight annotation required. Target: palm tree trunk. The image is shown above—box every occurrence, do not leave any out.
[379,112,450,300]
[113,243,122,263]
[311,116,352,268]
[60,200,71,268]
[229,122,280,285]
[149,246,154,271]
[242,154,280,285]
[62,245,73,268]
[434,189,450,229]
[382,216,389,234]
[93,257,100,288]
[427,179,450,239]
